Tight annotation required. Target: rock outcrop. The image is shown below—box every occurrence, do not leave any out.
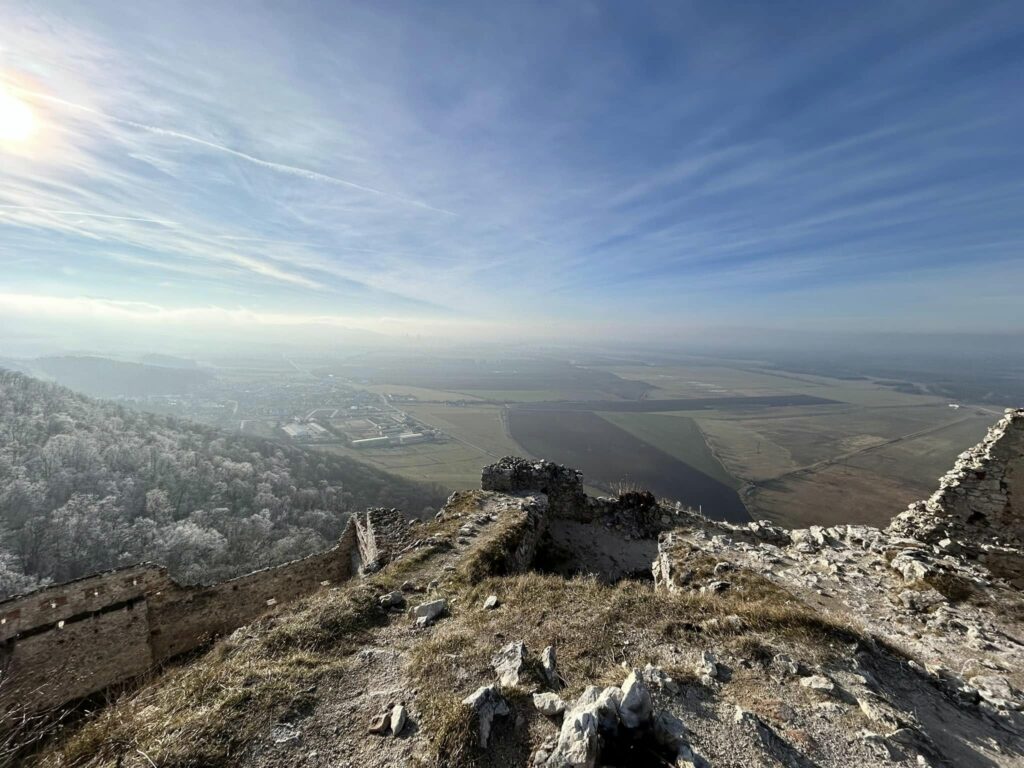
[890,408,1024,584]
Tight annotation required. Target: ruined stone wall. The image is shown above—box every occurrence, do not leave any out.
[500,495,549,573]
[0,565,169,645]
[353,507,410,571]
[0,565,167,714]
[1,602,152,715]
[0,512,382,717]
[481,457,589,519]
[147,530,358,662]
[888,409,1024,582]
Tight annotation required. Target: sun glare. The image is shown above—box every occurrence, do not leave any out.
[0,87,36,144]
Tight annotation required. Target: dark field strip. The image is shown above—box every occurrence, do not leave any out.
[508,410,751,523]
[510,394,838,412]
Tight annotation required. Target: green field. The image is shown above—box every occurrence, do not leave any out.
[405,404,524,458]
[322,440,490,492]
[451,389,597,402]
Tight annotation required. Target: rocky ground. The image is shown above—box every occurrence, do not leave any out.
[32,410,1024,768]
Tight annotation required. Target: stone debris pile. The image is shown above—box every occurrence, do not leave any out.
[537,667,700,768]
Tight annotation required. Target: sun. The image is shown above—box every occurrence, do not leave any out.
[0,87,36,144]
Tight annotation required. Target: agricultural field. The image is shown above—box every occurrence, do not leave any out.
[361,383,486,402]
[321,439,492,495]
[685,402,995,527]
[403,404,522,458]
[508,409,750,522]
[303,353,1009,529]
[599,363,956,408]
[597,412,741,490]
[445,389,590,402]
[321,356,653,401]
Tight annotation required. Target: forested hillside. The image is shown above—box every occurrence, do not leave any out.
[0,371,446,598]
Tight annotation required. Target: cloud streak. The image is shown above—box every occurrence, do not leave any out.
[0,0,1022,347]
[11,86,459,218]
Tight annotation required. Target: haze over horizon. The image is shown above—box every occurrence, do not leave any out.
[2,1,1023,350]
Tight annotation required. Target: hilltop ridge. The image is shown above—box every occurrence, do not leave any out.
[11,409,1024,767]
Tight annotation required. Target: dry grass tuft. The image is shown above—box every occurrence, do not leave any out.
[37,495,543,767]
[406,562,876,767]
[38,507,480,768]
[41,580,396,766]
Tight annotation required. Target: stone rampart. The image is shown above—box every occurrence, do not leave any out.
[0,508,410,718]
[353,507,411,572]
[888,408,1024,582]
[481,457,589,519]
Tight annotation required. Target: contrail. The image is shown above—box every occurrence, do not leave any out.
[0,203,175,226]
[216,235,320,246]
[12,86,458,217]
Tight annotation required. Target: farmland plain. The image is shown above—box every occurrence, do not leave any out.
[306,354,1007,528]
[507,409,750,522]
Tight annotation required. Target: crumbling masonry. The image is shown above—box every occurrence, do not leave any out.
[0,508,409,716]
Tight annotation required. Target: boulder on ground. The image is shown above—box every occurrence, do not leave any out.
[378,590,405,609]
[619,669,653,729]
[390,703,407,736]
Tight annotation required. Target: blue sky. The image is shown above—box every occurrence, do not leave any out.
[1,0,1022,348]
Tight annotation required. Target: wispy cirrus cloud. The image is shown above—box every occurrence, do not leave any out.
[12,85,458,217]
[0,0,1022,351]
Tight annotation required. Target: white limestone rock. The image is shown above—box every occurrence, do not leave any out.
[545,685,622,768]
[800,674,836,695]
[492,641,529,687]
[462,685,510,749]
[409,598,447,627]
[695,650,719,681]
[389,703,407,736]
[542,645,563,690]
[533,692,566,716]
[619,669,653,729]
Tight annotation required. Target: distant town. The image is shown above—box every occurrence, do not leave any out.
[282,398,438,449]
[140,374,443,450]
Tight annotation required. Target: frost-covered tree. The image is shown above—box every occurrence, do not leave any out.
[0,370,445,597]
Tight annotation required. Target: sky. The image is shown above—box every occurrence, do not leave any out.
[1,0,1023,352]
